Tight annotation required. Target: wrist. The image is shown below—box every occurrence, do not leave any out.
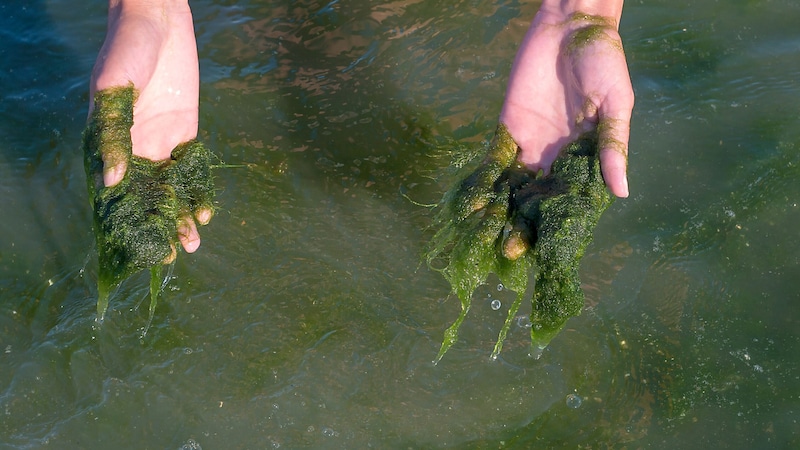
[110,0,191,20]
[538,0,624,27]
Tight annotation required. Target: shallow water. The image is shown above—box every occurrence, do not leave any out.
[2,0,799,448]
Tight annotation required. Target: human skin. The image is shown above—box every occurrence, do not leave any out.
[500,0,633,198]
[89,0,208,252]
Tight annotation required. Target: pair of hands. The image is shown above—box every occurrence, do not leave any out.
[89,1,633,254]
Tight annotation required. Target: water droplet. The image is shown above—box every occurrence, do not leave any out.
[490,299,501,311]
[516,315,532,329]
[566,393,583,409]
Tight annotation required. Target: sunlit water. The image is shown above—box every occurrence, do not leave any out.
[1,0,798,448]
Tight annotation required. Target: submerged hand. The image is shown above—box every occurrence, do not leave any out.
[90,0,207,252]
[499,1,633,198]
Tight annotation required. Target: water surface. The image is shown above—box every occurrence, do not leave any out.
[1,0,798,448]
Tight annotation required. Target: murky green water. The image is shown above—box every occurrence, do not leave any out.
[2,0,799,448]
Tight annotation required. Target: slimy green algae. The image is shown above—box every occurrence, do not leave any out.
[426,124,613,362]
[516,132,614,350]
[82,84,215,323]
[565,13,622,55]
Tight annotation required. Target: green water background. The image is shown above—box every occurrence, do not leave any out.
[1,0,798,448]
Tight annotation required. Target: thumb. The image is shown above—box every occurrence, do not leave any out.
[597,88,633,198]
[103,158,127,187]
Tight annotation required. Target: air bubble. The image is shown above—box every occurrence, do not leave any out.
[490,299,501,311]
[497,283,504,291]
[566,393,582,409]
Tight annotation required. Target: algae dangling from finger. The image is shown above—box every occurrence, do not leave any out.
[427,124,613,361]
[426,124,532,363]
[82,84,216,321]
[516,133,614,350]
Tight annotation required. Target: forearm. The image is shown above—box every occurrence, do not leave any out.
[94,0,193,88]
[109,0,191,16]
[537,0,624,27]
[106,0,192,36]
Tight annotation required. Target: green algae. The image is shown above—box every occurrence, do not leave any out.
[82,84,215,323]
[426,125,613,362]
[565,13,622,55]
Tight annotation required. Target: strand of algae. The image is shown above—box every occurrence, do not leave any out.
[426,124,613,362]
[82,84,215,324]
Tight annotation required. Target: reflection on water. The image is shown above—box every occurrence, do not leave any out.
[1,0,799,448]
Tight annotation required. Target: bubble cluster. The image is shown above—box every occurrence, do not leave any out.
[180,439,202,450]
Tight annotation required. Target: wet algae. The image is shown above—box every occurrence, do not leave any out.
[427,124,613,361]
[82,85,214,322]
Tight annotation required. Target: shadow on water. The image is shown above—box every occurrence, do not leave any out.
[0,1,95,282]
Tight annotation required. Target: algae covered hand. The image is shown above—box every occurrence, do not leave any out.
[427,126,613,361]
[427,0,630,361]
[85,0,215,320]
[90,0,208,252]
[500,0,633,198]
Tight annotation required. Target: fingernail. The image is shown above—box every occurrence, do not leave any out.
[104,163,126,187]
[619,176,629,198]
[195,208,214,226]
[178,224,201,254]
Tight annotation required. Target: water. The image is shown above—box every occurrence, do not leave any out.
[2,0,799,448]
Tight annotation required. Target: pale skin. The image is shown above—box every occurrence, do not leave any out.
[500,0,633,198]
[90,0,209,253]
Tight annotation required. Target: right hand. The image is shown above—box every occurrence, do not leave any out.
[89,0,208,253]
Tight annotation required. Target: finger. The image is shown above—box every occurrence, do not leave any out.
[195,207,214,226]
[177,217,201,253]
[597,92,633,198]
[501,219,531,261]
[597,116,630,198]
[163,244,177,265]
[103,160,127,187]
[600,149,629,198]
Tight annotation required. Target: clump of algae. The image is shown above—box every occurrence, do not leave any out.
[82,84,215,324]
[426,124,613,362]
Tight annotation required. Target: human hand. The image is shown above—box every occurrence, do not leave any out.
[499,1,633,198]
[89,0,208,252]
